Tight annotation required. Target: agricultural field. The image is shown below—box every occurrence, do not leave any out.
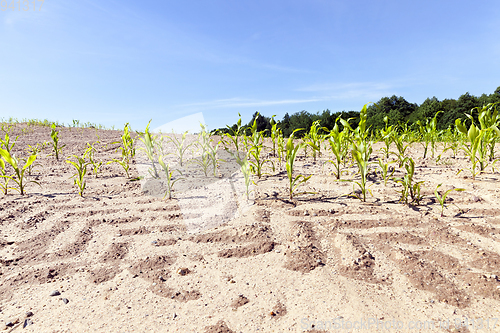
[1,105,500,332]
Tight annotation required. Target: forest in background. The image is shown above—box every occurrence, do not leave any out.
[216,86,500,137]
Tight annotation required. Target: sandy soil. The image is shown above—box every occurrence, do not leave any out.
[1,124,500,332]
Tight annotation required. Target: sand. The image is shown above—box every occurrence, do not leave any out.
[1,124,500,332]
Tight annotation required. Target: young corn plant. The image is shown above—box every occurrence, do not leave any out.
[441,126,462,159]
[455,119,484,179]
[416,111,442,159]
[192,151,212,177]
[247,115,273,179]
[138,121,159,178]
[153,133,168,158]
[119,123,136,157]
[84,143,104,178]
[379,116,396,159]
[0,158,12,195]
[0,123,14,136]
[475,103,500,162]
[0,148,40,195]
[391,132,412,167]
[325,119,349,180]
[434,183,465,217]
[191,124,221,177]
[223,113,245,155]
[25,143,46,176]
[50,124,65,161]
[393,157,424,205]
[0,132,17,153]
[167,131,195,167]
[110,123,135,178]
[350,140,373,202]
[109,156,132,178]
[276,131,286,171]
[269,116,280,157]
[210,140,226,177]
[343,103,373,202]
[286,130,316,200]
[158,155,184,200]
[305,120,327,162]
[227,149,253,200]
[377,158,395,186]
[66,154,91,197]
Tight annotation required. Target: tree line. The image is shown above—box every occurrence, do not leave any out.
[215,86,500,137]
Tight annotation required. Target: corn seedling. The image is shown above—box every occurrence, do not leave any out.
[138,120,159,178]
[350,140,373,201]
[377,158,395,186]
[475,103,500,161]
[269,116,281,157]
[223,113,245,155]
[379,116,396,159]
[456,119,484,179]
[0,131,18,154]
[0,123,14,135]
[108,156,131,178]
[158,155,184,200]
[167,131,195,167]
[84,143,104,178]
[227,149,253,200]
[247,115,273,178]
[110,123,136,178]
[341,103,374,202]
[121,123,136,158]
[441,126,462,159]
[390,133,411,167]
[49,124,65,161]
[276,131,286,171]
[416,111,442,159]
[66,154,91,197]
[434,183,465,217]
[208,140,225,177]
[286,130,316,200]
[0,148,40,195]
[0,158,13,194]
[191,124,219,177]
[24,143,46,176]
[392,157,424,205]
[192,151,212,177]
[325,118,349,179]
[305,120,327,162]
[152,133,168,159]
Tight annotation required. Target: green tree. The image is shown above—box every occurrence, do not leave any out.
[409,97,441,124]
[440,92,479,129]
[366,95,417,130]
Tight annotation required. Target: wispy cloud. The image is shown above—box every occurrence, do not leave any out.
[297,82,393,100]
[177,97,324,109]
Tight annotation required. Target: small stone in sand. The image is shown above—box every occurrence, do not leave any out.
[50,290,61,296]
[61,298,69,304]
[23,319,33,328]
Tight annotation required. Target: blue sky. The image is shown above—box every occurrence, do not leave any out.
[1,0,499,131]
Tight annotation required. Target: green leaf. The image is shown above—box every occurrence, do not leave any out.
[22,154,37,171]
[0,148,17,169]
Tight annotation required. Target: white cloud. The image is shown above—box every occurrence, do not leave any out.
[294,82,396,101]
[177,97,324,109]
